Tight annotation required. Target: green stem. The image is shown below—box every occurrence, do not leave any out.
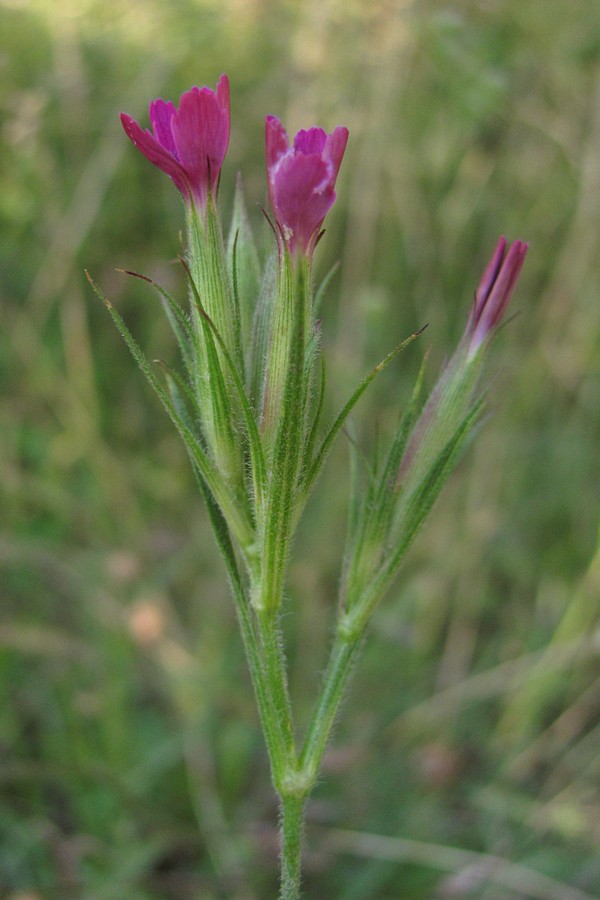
[217,523,308,900]
[279,793,306,900]
[257,608,297,768]
[299,631,363,785]
[235,595,291,781]
[194,463,291,787]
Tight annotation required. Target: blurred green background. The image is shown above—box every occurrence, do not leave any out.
[2,0,600,897]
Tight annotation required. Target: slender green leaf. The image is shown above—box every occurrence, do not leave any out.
[304,353,327,466]
[303,326,427,496]
[345,397,486,632]
[314,260,340,316]
[248,251,277,411]
[176,254,245,491]
[227,174,261,351]
[229,228,245,385]
[337,424,387,609]
[300,318,322,461]
[155,359,202,434]
[339,425,369,607]
[87,272,254,550]
[181,261,267,516]
[368,353,429,544]
[186,202,242,373]
[117,268,197,380]
[388,397,485,577]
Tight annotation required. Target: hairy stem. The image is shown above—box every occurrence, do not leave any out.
[279,793,306,900]
[299,630,363,785]
[257,607,297,770]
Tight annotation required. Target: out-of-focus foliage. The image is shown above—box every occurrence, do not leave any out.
[2,0,600,897]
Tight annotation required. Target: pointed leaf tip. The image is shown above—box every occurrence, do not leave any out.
[116,267,153,283]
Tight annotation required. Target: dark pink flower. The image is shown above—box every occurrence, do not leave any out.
[466,236,528,354]
[265,115,348,256]
[120,75,230,207]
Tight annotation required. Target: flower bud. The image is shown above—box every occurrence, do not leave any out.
[465,236,528,357]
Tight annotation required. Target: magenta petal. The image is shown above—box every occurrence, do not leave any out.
[324,127,349,179]
[120,113,190,197]
[121,76,231,207]
[473,236,507,319]
[266,115,348,256]
[265,116,290,170]
[480,240,527,330]
[272,153,336,252]
[215,74,231,152]
[171,86,230,201]
[215,73,230,115]
[149,99,178,157]
[467,238,528,353]
[293,127,327,156]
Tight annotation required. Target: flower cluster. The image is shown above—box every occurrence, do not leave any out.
[106,73,531,900]
[122,77,348,259]
[118,72,529,605]
[118,72,530,567]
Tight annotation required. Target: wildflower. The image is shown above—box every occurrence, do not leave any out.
[396,235,528,493]
[265,115,348,256]
[465,236,528,356]
[120,75,230,208]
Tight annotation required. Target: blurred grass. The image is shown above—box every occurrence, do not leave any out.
[2,0,600,897]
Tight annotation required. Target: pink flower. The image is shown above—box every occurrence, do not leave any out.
[465,236,528,354]
[265,115,349,256]
[120,75,230,207]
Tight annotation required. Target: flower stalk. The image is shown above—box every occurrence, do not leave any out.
[100,75,529,899]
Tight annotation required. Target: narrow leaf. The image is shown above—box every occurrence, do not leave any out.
[176,256,245,490]
[87,271,254,549]
[180,260,267,515]
[303,326,427,496]
[227,174,261,349]
[248,251,277,410]
[300,318,322,458]
[314,260,340,316]
[339,425,368,607]
[155,359,202,434]
[368,353,430,544]
[368,398,485,623]
[117,268,197,379]
[304,353,327,466]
